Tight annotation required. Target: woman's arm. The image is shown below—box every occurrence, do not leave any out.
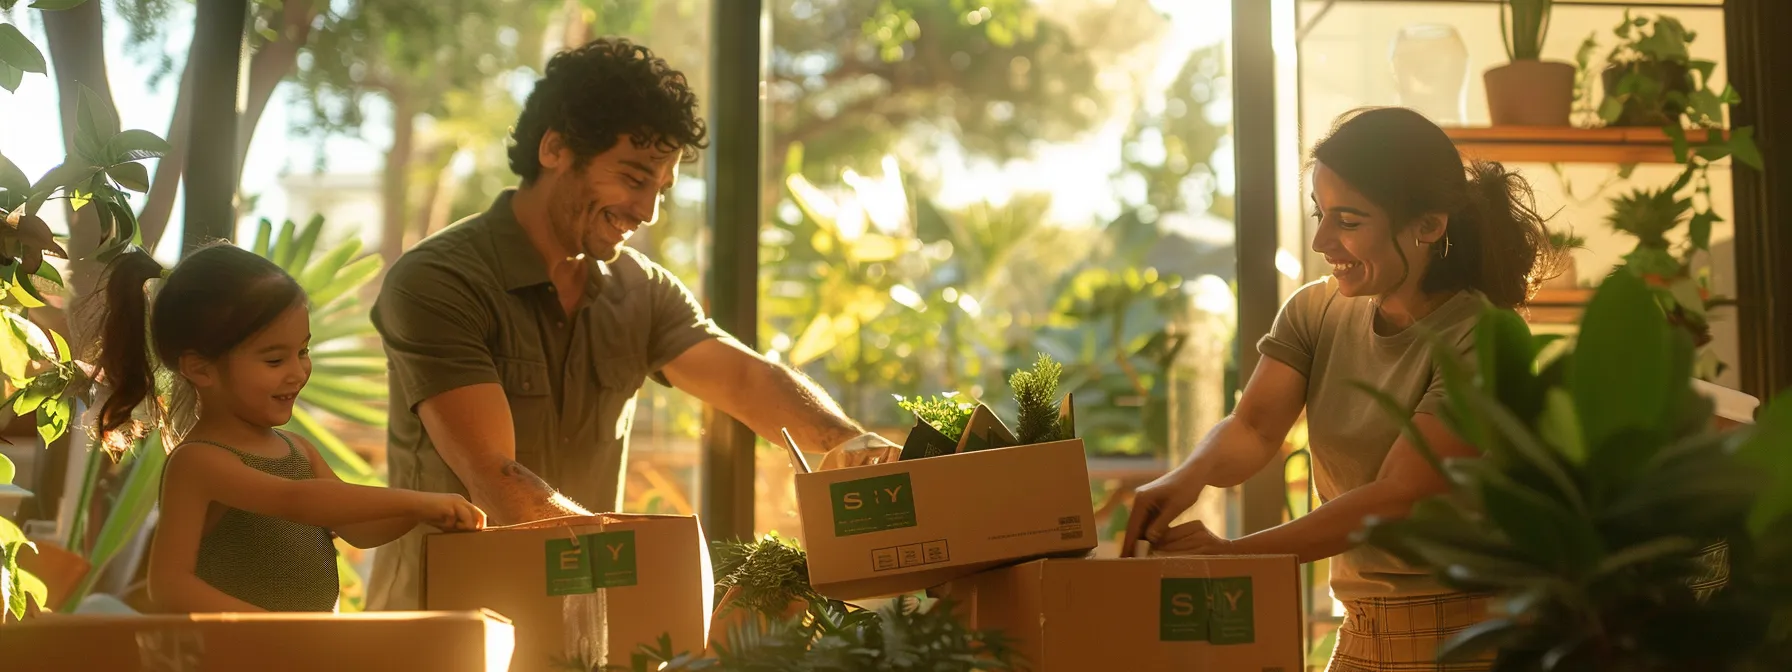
[1122,357,1308,555]
[1154,411,1473,562]
[288,433,420,549]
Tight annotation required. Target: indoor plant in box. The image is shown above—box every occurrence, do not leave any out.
[1485,0,1575,126]
[1352,270,1792,671]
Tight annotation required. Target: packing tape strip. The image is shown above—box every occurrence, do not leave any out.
[560,516,610,669]
[136,627,204,672]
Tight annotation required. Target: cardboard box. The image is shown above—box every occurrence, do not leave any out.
[0,610,513,672]
[426,513,712,672]
[795,439,1097,600]
[937,556,1303,671]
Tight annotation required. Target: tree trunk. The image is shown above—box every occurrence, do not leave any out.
[41,1,116,298]
[380,87,417,267]
[407,142,454,248]
[138,0,320,253]
[137,58,194,253]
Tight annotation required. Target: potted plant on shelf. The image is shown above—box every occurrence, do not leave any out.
[1541,231,1585,290]
[1353,270,1792,671]
[1596,12,1706,128]
[1484,0,1576,126]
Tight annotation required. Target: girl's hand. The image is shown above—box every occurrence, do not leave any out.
[1121,470,1206,557]
[413,492,488,531]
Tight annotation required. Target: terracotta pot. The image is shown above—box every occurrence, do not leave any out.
[14,538,90,615]
[1483,60,1576,126]
[1601,61,1693,126]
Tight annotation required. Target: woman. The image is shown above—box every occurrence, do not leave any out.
[1121,107,1556,672]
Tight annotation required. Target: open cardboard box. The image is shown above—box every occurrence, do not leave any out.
[0,609,514,672]
[795,435,1098,600]
[936,555,1303,671]
[426,513,712,672]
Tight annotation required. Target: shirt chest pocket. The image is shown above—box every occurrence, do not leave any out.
[590,355,649,440]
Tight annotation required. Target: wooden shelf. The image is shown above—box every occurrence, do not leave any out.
[1304,0,1722,6]
[1444,126,1721,164]
[1527,287,1593,324]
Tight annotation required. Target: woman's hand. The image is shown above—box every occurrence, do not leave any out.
[411,492,488,531]
[1151,520,1237,555]
[1120,469,1207,557]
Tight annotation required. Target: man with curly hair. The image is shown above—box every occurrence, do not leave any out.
[366,38,900,610]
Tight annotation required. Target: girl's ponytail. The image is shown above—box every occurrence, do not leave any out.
[77,250,166,450]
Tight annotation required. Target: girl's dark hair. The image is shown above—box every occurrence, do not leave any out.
[1311,107,1561,309]
[78,244,304,446]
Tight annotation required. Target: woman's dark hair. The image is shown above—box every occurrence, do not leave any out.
[507,36,709,183]
[1311,107,1560,309]
[79,245,305,446]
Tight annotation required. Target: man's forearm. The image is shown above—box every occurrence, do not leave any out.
[744,359,867,452]
[468,458,593,525]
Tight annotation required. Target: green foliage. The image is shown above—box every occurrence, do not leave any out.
[1548,231,1586,250]
[583,536,1016,671]
[1008,353,1064,445]
[601,597,1015,672]
[1499,0,1554,62]
[894,394,973,442]
[710,535,825,619]
[2,455,49,622]
[1358,270,1792,670]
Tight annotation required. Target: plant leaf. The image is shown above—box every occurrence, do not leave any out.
[106,161,151,193]
[0,452,12,485]
[1688,211,1718,252]
[251,219,274,257]
[0,61,21,93]
[1571,271,1674,459]
[1594,536,1697,576]
[0,152,29,195]
[1537,388,1586,464]
[0,23,46,75]
[1729,127,1764,170]
[75,84,120,161]
[29,0,90,11]
[1664,124,1689,163]
[1734,393,1792,538]
[104,129,171,163]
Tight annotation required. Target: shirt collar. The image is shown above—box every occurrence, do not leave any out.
[486,188,611,294]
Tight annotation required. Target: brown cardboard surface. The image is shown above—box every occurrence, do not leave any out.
[939,556,1303,671]
[426,513,712,672]
[0,610,513,672]
[796,439,1097,600]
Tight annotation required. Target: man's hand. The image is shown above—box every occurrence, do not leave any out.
[817,432,902,470]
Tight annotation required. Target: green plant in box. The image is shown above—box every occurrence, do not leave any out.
[894,393,974,443]
[1352,270,1792,671]
[1009,353,1065,445]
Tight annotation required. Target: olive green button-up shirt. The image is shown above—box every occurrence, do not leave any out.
[365,189,727,610]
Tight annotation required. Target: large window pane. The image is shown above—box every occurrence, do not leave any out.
[754,0,1239,555]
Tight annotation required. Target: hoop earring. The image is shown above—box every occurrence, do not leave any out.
[1437,235,1452,259]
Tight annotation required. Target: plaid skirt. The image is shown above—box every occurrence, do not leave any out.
[1326,593,1496,672]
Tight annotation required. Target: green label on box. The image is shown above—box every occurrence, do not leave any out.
[544,530,639,595]
[830,473,917,537]
[588,530,638,588]
[1159,577,1254,644]
[546,537,594,596]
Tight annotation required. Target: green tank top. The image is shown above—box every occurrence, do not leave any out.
[177,431,340,612]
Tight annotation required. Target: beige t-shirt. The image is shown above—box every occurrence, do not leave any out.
[1257,277,1486,602]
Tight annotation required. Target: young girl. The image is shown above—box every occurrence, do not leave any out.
[84,245,486,613]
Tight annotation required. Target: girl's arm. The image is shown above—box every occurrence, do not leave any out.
[287,432,421,549]
[1152,411,1476,562]
[168,444,483,531]
[148,455,267,613]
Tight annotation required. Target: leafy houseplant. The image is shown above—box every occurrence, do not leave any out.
[574,536,1018,672]
[894,394,974,443]
[1595,13,1701,128]
[1484,0,1575,126]
[1353,270,1792,671]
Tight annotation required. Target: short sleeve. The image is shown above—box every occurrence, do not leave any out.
[1256,279,1334,377]
[372,253,499,412]
[1415,323,1479,418]
[640,256,730,384]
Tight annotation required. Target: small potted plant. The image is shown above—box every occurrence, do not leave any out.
[1484,0,1576,126]
[1596,12,1701,127]
[1542,231,1585,289]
